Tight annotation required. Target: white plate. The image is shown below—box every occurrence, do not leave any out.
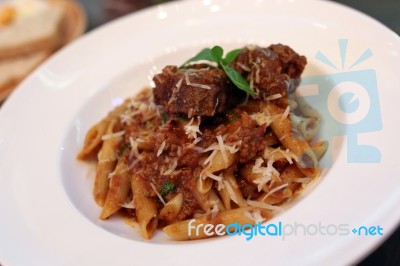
[1,0,399,265]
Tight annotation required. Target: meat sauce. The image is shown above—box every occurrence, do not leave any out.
[115,44,307,226]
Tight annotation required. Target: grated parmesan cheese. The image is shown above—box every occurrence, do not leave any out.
[250,112,281,126]
[101,130,125,141]
[157,141,166,157]
[202,137,241,167]
[202,149,218,166]
[262,183,288,200]
[237,62,251,72]
[121,198,135,209]
[223,180,238,204]
[212,97,219,116]
[127,158,140,171]
[150,183,166,205]
[264,93,282,101]
[217,135,228,164]
[184,116,202,141]
[175,77,183,90]
[244,209,265,223]
[246,199,284,212]
[281,105,290,120]
[204,172,222,182]
[107,172,116,179]
[168,78,183,105]
[210,202,219,218]
[252,158,280,192]
[129,137,140,159]
[184,71,211,90]
[263,147,298,164]
[163,158,178,175]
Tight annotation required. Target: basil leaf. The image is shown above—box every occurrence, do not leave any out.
[221,64,256,95]
[117,143,131,158]
[160,181,176,197]
[181,45,255,96]
[180,48,219,68]
[223,48,242,65]
[211,46,224,61]
[161,112,169,125]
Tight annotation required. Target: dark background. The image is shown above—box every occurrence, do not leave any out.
[77,0,400,265]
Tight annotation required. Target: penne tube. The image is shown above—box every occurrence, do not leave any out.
[296,97,322,122]
[218,186,233,210]
[77,98,131,160]
[93,119,122,206]
[205,150,235,174]
[131,173,158,240]
[196,175,213,194]
[77,118,110,160]
[310,140,328,160]
[163,207,267,241]
[265,101,319,178]
[159,193,184,223]
[222,170,247,208]
[209,189,225,212]
[99,158,131,219]
[195,188,225,213]
[260,195,286,205]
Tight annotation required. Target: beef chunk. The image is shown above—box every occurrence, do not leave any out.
[153,65,241,117]
[268,44,307,79]
[230,44,306,101]
[213,112,267,164]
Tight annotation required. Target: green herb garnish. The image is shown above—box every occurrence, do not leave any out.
[160,181,176,197]
[177,113,190,121]
[227,111,241,123]
[181,46,255,95]
[117,143,131,158]
[161,112,169,124]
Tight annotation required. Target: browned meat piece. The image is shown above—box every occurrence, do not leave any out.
[231,44,306,78]
[214,112,267,164]
[153,65,242,117]
[152,65,177,107]
[230,44,306,101]
[268,44,307,79]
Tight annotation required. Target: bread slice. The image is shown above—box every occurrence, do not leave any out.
[0,50,50,100]
[57,0,86,44]
[0,0,65,60]
[0,0,86,102]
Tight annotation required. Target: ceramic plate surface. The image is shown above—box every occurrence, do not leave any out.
[0,0,399,265]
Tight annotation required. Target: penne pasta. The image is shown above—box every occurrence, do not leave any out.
[159,193,184,223]
[196,174,213,194]
[222,170,247,208]
[78,44,327,241]
[204,150,236,174]
[163,207,269,241]
[99,157,131,219]
[131,173,158,240]
[265,101,320,178]
[311,140,329,160]
[77,118,110,160]
[93,119,122,206]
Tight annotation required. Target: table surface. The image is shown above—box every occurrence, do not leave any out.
[77,1,400,265]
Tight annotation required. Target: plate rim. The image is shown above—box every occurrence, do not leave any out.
[1,0,400,265]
